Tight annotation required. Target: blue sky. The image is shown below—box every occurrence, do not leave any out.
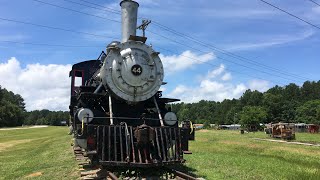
[0,0,320,111]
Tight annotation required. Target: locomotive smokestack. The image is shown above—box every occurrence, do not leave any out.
[120,0,139,43]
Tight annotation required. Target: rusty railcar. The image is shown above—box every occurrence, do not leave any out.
[270,123,295,140]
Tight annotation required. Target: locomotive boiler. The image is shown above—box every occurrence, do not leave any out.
[69,0,193,168]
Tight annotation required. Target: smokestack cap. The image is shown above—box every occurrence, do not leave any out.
[120,0,139,7]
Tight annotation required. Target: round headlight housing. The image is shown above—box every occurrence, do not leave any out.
[77,108,94,123]
[164,112,177,126]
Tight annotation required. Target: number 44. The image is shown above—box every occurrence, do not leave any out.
[132,67,141,74]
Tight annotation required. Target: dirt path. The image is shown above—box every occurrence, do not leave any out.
[253,138,320,147]
[0,125,49,131]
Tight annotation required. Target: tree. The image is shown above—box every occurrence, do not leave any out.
[0,86,3,102]
[177,106,191,122]
[0,87,25,127]
[283,83,300,101]
[262,93,283,122]
[0,101,24,127]
[25,110,69,126]
[170,80,320,126]
[240,90,263,107]
[225,106,241,124]
[239,106,267,131]
[296,100,320,124]
[300,81,320,102]
[203,120,211,129]
[266,85,283,95]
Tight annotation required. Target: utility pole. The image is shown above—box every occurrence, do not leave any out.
[137,19,151,37]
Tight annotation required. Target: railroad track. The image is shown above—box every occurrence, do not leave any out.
[73,147,200,180]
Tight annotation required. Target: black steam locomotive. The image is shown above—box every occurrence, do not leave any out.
[69,0,193,168]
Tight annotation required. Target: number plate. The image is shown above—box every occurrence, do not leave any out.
[131,64,143,76]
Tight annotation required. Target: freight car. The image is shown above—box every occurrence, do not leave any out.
[69,0,194,169]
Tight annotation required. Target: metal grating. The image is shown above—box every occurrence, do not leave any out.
[95,125,183,167]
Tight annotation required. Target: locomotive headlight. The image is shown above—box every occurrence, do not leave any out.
[164,112,178,126]
[77,108,94,123]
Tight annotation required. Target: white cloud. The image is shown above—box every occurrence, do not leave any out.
[221,73,232,81]
[207,64,225,79]
[167,66,270,103]
[248,79,270,92]
[200,64,232,81]
[159,86,166,92]
[160,50,215,74]
[168,80,247,103]
[226,30,314,51]
[234,84,247,95]
[167,65,246,102]
[0,57,71,111]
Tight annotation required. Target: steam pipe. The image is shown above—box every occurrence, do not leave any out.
[94,83,103,94]
[120,0,139,43]
[153,97,164,127]
[109,95,114,125]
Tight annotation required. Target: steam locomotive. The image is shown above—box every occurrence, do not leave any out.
[69,0,193,168]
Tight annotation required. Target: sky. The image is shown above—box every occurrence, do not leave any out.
[0,0,320,111]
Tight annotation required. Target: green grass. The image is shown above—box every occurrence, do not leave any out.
[1,127,320,180]
[185,130,320,180]
[0,127,78,180]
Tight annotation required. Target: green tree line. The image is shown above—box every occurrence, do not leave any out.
[24,110,69,126]
[1,80,320,128]
[0,85,69,127]
[172,81,320,126]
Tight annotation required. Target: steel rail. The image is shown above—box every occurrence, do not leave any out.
[168,168,198,180]
[106,171,119,180]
